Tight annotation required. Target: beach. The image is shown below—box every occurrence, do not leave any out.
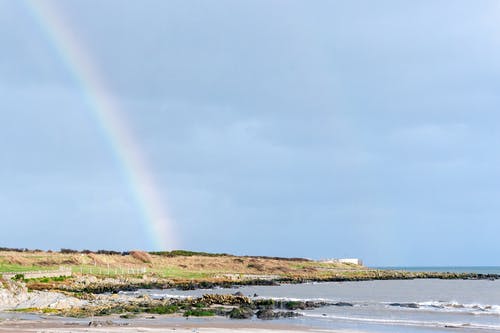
[2,278,500,333]
[0,319,356,333]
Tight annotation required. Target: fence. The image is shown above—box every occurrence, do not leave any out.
[77,266,147,276]
[1,266,148,279]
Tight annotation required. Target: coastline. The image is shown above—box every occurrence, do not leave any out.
[0,317,357,333]
[2,278,499,333]
[2,251,499,333]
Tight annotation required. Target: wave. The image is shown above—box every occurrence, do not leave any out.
[251,296,500,316]
[303,313,500,331]
[388,301,500,316]
[149,293,191,299]
[119,291,191,299]
[139,290,500,316]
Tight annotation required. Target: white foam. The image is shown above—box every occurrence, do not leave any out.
[416,301,500,315]
[302,313,500,331]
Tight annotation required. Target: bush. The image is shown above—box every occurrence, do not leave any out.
[130,250,152,263]
[149,250,230,257]
[60,248,78,254]
[0,247,29,252]
[96,250,122,255]
[247,263,265,271]
[13,274,25,281]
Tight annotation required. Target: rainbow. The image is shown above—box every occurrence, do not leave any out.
[24,1,178,250]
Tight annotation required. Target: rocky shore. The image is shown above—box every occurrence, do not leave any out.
[17,270,499,296]
[0,281,325,321]
[1,268,499,322]
[0,279,85,311]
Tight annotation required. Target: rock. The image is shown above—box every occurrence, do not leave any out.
[0,279,86,311]
[228,307,254,319]
[233,291,244,297]
[256,309,301,320]
[256,309,275,320]
[282,301,306,310]
[333,302,353,307]
[201,294,251,306]
[389,303,419,308]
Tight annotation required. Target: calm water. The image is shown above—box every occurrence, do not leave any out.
[376,267,500,274]
[132,278,500,333]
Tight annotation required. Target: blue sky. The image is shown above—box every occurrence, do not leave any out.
[1,0,500,266]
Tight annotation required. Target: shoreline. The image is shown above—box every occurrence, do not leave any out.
[0,317,354,333]
[2,279,499,333]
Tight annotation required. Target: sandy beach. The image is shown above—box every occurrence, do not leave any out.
[0,320,357,333]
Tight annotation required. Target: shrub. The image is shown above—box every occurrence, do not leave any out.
[13,274,25,281]
[60,248,78,254]
[247,263,265,271]
[130,250,152,263]
[149,250,230,257]
[0,247,29,252]
[96,250,122,255]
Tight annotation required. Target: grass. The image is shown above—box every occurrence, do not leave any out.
[146,305,179,315]
[183,309,215,317]
[25,276,70,283]
[0,263,56,273]
[153,266,211,279]
[0,250,366,282]
[11,308,39,313]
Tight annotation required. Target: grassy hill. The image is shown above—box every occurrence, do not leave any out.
[0,249,364,281]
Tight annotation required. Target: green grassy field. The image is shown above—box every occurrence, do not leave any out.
[0,250,366,282]
[0,263,57,273]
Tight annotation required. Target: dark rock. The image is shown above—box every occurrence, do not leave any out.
[201,294,251,306]
[256,309,301,320]
[282,301,306,310]
[228,307,254,319]
[89,320,120,327]
[389,303,419,308]
[256,309,275,320]
[233,291,245,297]
[334,302,353,307]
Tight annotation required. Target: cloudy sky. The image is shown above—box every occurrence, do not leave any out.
[1,0,500,266]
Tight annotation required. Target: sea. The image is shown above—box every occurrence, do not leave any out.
[375,267,500,274]
[133,267,500,333]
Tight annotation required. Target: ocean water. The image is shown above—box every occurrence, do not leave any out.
[376,267,500,274]
[135,278,500,333]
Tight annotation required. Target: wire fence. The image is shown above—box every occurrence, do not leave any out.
[1,265,148,279]
[76,265,147,276]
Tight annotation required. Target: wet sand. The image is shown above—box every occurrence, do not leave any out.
[0,319,359,333]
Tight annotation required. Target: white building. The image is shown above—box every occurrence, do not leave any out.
[338,258,363,265]
[319,258,363,266]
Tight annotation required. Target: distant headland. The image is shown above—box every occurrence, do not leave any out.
[1,248,498,321]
